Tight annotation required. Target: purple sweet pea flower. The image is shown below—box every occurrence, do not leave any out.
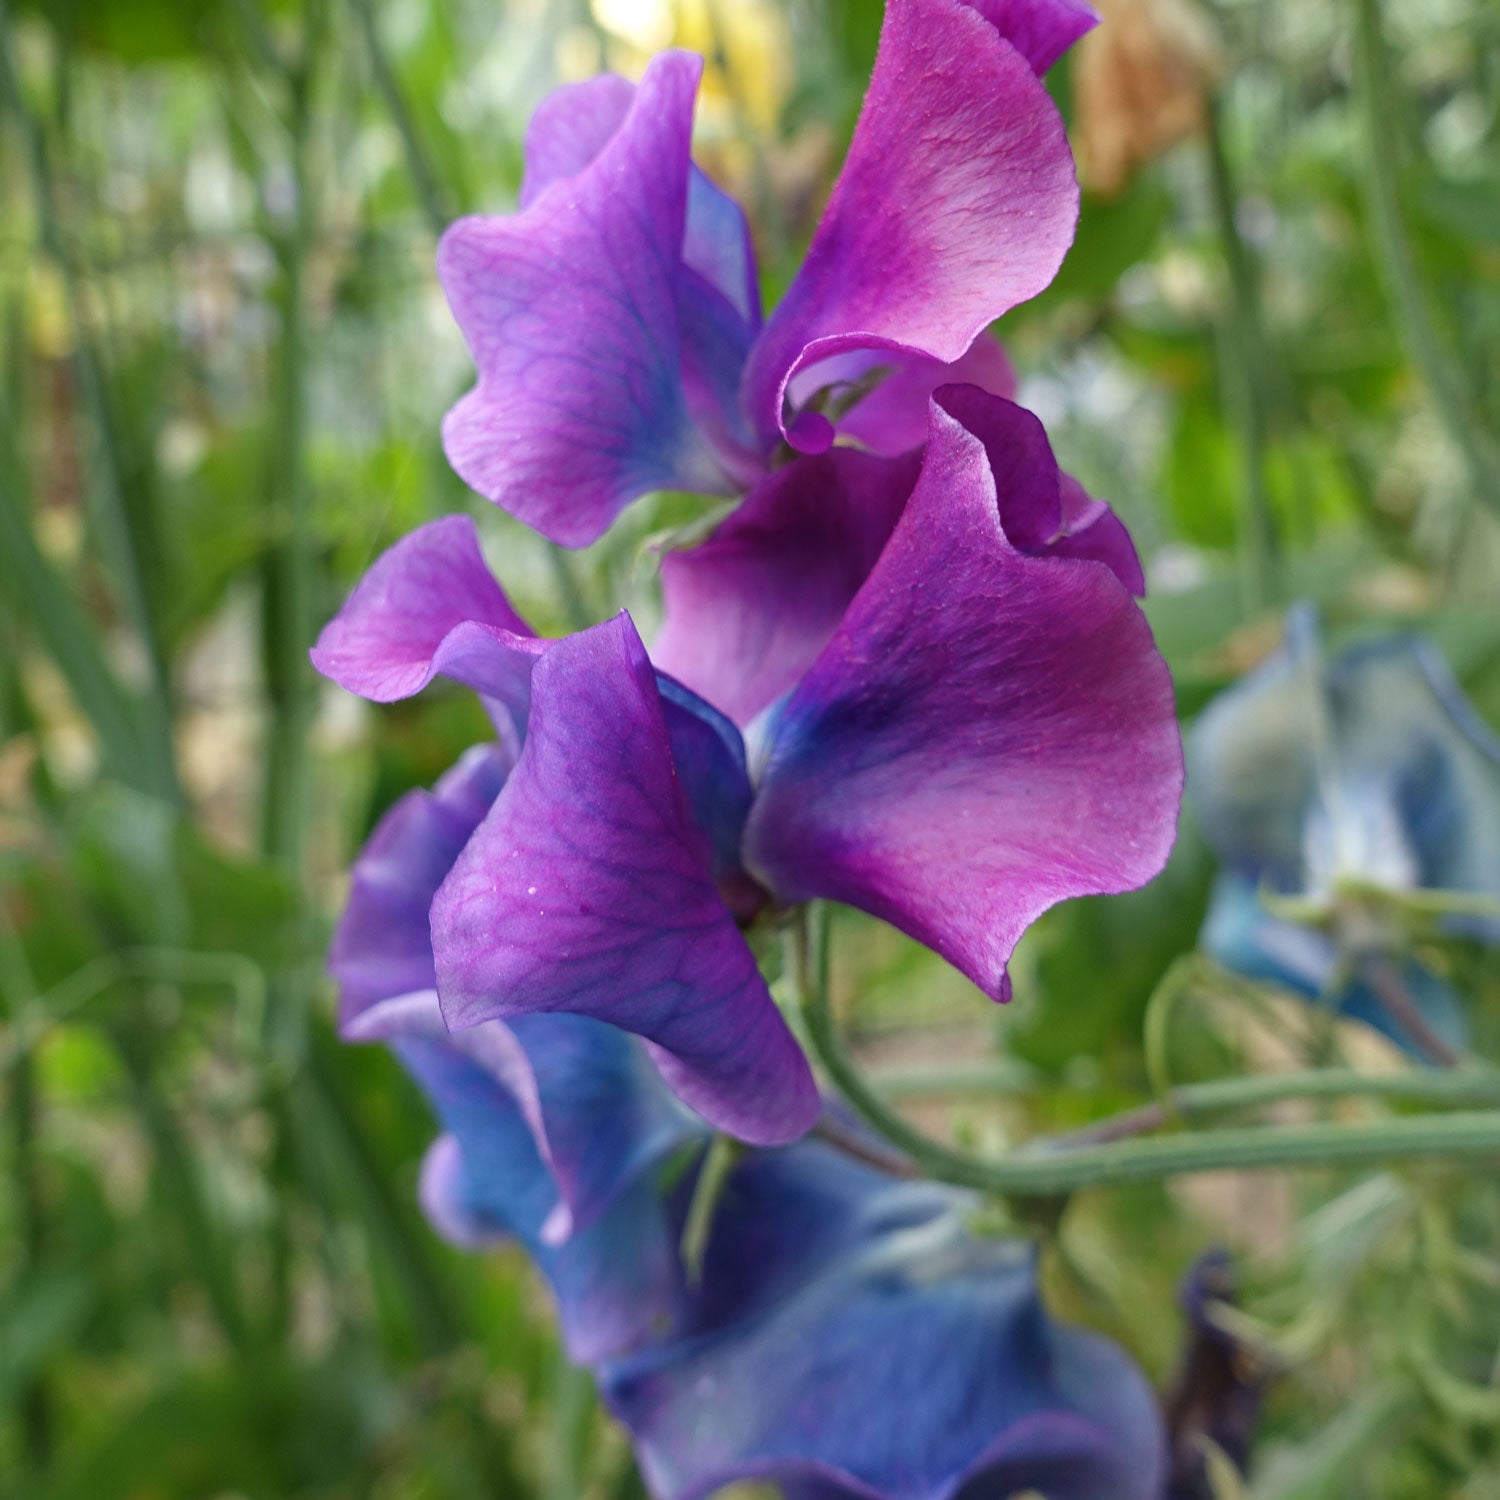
[314,389,1182,1142]
[599,1137,1168,1500]
[329,741,710,1358]
[438,0,1095,545]
[332,743,709,1249]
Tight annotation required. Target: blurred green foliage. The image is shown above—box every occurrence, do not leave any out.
[2,0,1500,1496]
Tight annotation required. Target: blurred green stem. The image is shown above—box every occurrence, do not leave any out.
[0,911,54,1471]
[1352,0,1500,520]
[348,0,452,228]
[0,431,154,794]
[794,906,1500,1196]
[259,0,323,873]
[1205,95,1280,614]
[0,3,179,803]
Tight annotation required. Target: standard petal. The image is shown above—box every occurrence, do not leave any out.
[311,516,535,707]
[653,448,921,728]
[745,400,1183,1000]
[741,0,1080,451]
[439,51,731,546]
[431,614,819,1145]
[601,1140,1165,1500]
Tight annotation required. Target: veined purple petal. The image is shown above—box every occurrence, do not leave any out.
[654,448,920,728]
[745,399,1183,1000]
[430,614,819,1146]
[814,332,1018,459]
[310,517,536,713]
[741,0,1081,452]
[439,51,733,547]
[601,1140,1165,1500]
[332,744,704,1241]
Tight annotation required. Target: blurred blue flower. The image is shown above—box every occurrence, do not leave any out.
[1189,606,1500,1057]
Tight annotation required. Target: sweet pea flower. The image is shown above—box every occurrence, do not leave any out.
[314,390,1182,1145]
[330,742,709,1359]
[331,752,1169,1497]
[437,0,1098,545]
[1189,607,1500,1057]
[599,1137,1168,1500]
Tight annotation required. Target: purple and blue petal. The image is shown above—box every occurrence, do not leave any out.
[438,51,734,547]
[740,0,1084,452]
[399,1029,691,1362]
[745,396,1183,1000]
[430,614,820,1145]
[332,743,706,1240]
[600,1139,1165,1500]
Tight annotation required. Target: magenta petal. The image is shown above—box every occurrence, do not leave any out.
[741,0,1080,450]
[820,332,1017,459]
[654,448,921,728]
[310,517,537,714]
[439,51,730,546]
[1052,472,1147,597]
[934,387,1147,596]
[430,614,819,1146]
[961,0,1099,74]
[745,402,1182,999]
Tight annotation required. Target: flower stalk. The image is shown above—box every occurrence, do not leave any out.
[794,905,1500,1196]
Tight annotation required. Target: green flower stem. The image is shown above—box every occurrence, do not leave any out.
[1050,1067,1500,1148]
[866,1060,1500,1143]
[258,1,323,874]
[348,0,453,230]
[680,1133,742,1284]
[1352,0,1500,519]
[793,907,1500,1196]
[0,433,152,794]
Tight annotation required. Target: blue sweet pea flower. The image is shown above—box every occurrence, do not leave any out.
[1189,606,1500,1057]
